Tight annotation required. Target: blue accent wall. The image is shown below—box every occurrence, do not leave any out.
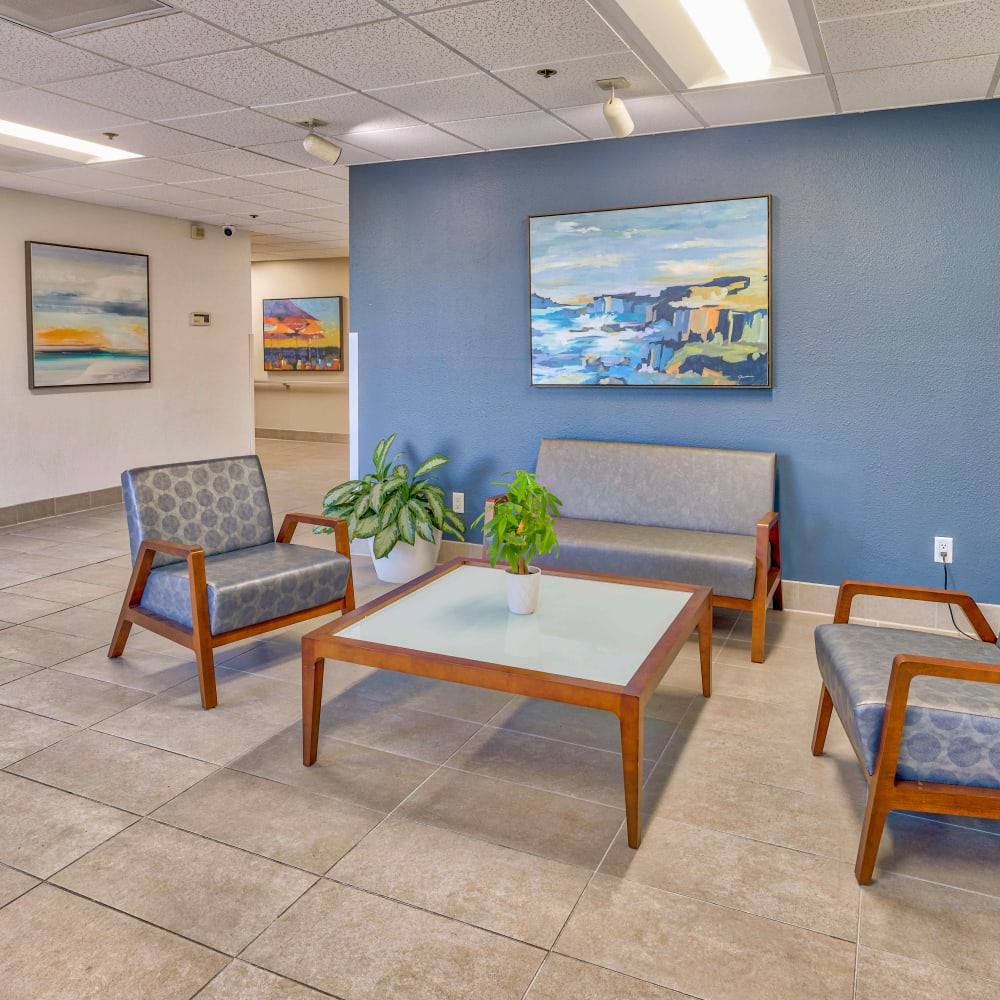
[350,101,1000,600]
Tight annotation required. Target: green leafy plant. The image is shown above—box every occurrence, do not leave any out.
[316,433,464,558]
[472,469,561,575]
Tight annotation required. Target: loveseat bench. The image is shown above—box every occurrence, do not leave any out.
[506,438,782,661]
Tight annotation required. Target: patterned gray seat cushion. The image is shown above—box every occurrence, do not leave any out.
[534,518,757,599]
[140,542,352,635]
[815,624,1000,787]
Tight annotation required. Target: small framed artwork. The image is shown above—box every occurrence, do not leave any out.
[529,194,771,388]
[263,296,343,371]
[26,241,151,389]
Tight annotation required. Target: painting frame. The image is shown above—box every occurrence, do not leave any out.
[263,295,343,373]
[25,241,151,390]
[529,194,771,388]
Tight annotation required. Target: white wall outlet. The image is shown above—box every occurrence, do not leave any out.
[934,536,953,563]
[452,492,465,514]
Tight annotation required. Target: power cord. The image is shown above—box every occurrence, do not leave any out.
[942,558,978,639]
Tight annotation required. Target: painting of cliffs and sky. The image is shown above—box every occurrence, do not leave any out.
[529,195,770,387]
[27,242,150,389]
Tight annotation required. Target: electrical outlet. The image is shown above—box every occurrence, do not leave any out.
[452,492,465,514]
[934,536,953,564]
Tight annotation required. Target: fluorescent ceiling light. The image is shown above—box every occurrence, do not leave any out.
[0,118,142,164]
[677,0,770,83]
[0,0,172,36]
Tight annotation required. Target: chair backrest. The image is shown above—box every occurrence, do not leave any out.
[535,438,776,536]
[121,455,275,565]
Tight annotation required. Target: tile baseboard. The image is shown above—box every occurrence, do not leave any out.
[0,485,123,527]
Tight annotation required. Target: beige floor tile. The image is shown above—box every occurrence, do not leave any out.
[230,725,437,812]
[602,814,860,940]
[0,624,103,667]
[556,874,856,1000]
[8,730,216,814]
[396,766,623,868]
[51,562,133,588]
[243,879,545,1000]
[855,946,1000,1000]
[0,657,43,684]
[2,577,122,604]
[152,768,382,873]
[28,605,121,641]
[52,820,316,955]
[527,954,690,999]
[56,646,197,693]
[81,590,127,613]
[330,816,590,946]
[0,864,37,906]
[0,884,227,1000]
[0,704,77,767]
[860,871,1000,980]
[0,772,136,877]
[0,592,68,623]
[197,960,332,999]
[0,667,151,725]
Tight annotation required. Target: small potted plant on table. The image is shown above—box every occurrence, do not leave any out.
[473,469,561,614]
[316,433,465,584]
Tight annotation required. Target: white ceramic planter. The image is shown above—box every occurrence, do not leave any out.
[370,530,442,584]
[505,565,542,614]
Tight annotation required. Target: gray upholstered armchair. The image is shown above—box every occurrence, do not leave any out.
[109,455,354,709]
[812,580,1000,883]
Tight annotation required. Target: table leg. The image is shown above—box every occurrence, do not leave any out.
[619,696,644,848]
[302,639,325,766]
[698,604,712,698]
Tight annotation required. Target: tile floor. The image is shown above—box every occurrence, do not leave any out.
[1,439,999,998]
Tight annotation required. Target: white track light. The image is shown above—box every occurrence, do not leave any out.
[302,131,342,166]
[597,79,635,139]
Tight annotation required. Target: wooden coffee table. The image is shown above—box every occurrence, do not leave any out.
[301,558,712,848]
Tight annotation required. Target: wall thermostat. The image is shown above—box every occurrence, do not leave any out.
[190,312,211,326]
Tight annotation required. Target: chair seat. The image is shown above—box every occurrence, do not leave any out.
[815,623,1000,787]
[141,542,352,635]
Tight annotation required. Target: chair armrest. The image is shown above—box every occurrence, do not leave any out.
[124,538,205,611]
[833,580,997,641]
[755,512,779,570]
[277,513,351,558]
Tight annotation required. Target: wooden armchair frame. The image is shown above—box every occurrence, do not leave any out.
[812,580,999,883]
[109,513,354,710]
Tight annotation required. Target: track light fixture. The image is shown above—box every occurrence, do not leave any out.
[298,119,342,166]
[597,78,635,139]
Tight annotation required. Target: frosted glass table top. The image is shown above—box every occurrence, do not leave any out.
[332,563,699,687]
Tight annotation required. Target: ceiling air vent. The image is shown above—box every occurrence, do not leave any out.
[0,0,173,37]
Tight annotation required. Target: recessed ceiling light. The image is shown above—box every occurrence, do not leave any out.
[0,118,142,164]
[676,0,770,83]
[0,0,173,37]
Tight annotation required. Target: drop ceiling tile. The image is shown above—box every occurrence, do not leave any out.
[413,0,627,72]
[27,165,159,190]
[554,94,701,138]
[243,169,349,198]
[150,47,347,107]
[236,209,320,224]
[70,188,190,215]
[162,108,304,145]
[814,0,943,18]
[247,137,389,167]
[369,73,534,121]
[285,218,348,232]
[233,190,334,210]
[247,222,297,234]
[168,147,298,174]
[257,92,420,133]
[122,182,221,203]
[391,0,464,10]
[0,170,91,196]
[166,0,392,42]
[345,124,481,158]
[0,20,122,86]
[0,88,141,135]
[683,75,836,127]
[295,204,350,222]
[821,2,1000,73]
[169,175,284,198]
[0,76,20,92]
[497,52,669,107]
[45,69,237,120]
[89,158,223,183]
[442,110,584,149]
[99,122,228,157]
[178,195,265,214]
[270,19,476,91]
[67,12,246,65]
[835,54,998,112]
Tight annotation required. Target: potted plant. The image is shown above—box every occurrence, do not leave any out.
[316,433,465,583]
[472,469,561,614]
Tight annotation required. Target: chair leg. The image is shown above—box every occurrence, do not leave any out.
[750,594,767,663]
[193,637,218,710]
[812,686,834,754]
[771,579,784,611]
[108,615,133,659]
[856,790,891,884]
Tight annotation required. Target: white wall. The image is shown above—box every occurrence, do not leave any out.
[0,187,253,508]
[250,257,349,438]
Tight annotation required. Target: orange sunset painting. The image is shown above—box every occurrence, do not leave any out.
[27,242,150,388]
[263,296,342,371]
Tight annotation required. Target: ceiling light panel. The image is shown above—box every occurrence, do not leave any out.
[0,0,172,36]
[0,117,141,167]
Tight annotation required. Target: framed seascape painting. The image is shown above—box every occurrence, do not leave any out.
[263,296,343,371]
[529,195,771,388]
[26,242,151,389]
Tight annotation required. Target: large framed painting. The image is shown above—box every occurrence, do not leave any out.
[529,195,771,388]
[26,242,151,389]
[263,296,343,371]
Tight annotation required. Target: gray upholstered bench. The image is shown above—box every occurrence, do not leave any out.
[503,438,782,661]
[109,455,354,709]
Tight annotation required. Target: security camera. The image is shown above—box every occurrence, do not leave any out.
[222,224,236,237]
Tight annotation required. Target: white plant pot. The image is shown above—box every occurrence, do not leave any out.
[505,565,542,615]
[369,530,442,584]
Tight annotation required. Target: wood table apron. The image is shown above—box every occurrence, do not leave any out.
[301,558,712,849]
